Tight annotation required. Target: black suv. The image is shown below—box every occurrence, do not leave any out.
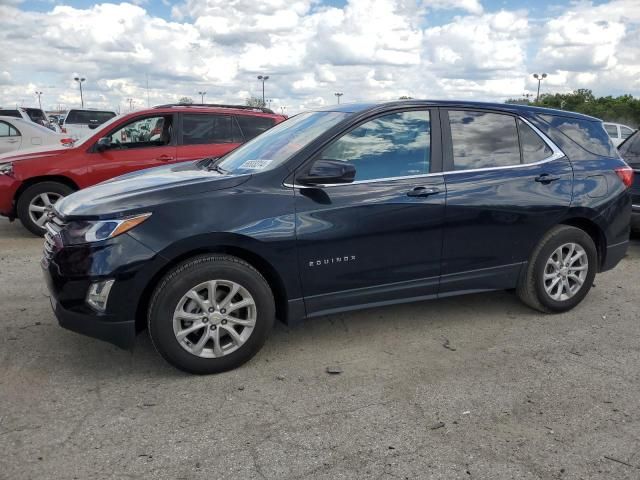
[617,128,640,231]
[42,101,634,374]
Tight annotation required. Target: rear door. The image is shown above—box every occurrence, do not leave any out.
[294,108,446,316]
[0,120,22,153]
[88,114,177,184]
[439,109,572,294]
[176,113,243,162]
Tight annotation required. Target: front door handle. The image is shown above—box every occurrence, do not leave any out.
[155,154,174,162]
[407,186,440,197]
[535,173,560,184]
[6,139,19,144]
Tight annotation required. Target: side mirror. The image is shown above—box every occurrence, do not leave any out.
[297,159,356,185]
[95,137,112,151]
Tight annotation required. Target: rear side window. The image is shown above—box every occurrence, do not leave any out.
[518,119,553,163]
[182,114,243,145]
[0,110,22,118]
[65,110,116,125]
[539,114,616,157]
[25,109,46,123]
[621,126,635,140]
[319,110,431,181]
[619,132,640,157]
[0,121,19,137]
[449,111,520,170]
[236,115,275,141]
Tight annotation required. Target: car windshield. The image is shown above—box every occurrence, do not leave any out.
[218,111,349,175]
[65,110,116,125]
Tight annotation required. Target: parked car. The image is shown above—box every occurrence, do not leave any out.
[0,104,286,235]
[39,100,633,374]
[617,129,640,231]
[0,116,73,154]
[603,122,636,147]
[61,109,118,140]
[0,107,61,132]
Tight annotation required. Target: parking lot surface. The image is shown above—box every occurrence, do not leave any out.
[1,218,639,480]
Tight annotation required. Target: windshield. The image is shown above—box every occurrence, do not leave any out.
[65,110,116,125]
[218,111,349,175]
[71,114,122,146]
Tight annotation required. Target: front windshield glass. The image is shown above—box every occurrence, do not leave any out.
[219,111,349,175]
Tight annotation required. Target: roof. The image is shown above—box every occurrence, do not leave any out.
[311,100,601,122]
[152,103,280,115]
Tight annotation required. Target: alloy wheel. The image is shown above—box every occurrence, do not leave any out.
[172,279,257,358]
[28,192,62,227]
[543,242,589,301]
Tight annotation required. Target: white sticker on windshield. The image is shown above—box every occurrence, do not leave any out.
[239,159,272,170]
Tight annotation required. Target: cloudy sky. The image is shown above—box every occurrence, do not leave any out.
[0,0,638,114]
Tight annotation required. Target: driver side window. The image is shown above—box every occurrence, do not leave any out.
[107,115,173,149]
[319,110,431,181]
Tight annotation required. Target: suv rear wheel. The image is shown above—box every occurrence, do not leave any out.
[517,225,597,313]
[148,255,275,374]
[17,181,73,236]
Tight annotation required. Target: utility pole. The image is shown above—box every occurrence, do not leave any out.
[35,91,43,110]
[257,75,269,106]
[334,92,343,104]
[198,91,207,104]
[532,73,547,103]
[74,76,86,108]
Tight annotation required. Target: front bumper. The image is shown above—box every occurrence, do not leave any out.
[42,231,162,349]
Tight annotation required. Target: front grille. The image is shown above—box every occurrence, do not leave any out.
[43,210,66,261]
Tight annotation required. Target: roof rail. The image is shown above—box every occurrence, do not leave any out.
[153,103,276,114]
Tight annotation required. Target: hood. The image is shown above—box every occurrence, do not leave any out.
[56,161,251,218]
[0,144,71,163]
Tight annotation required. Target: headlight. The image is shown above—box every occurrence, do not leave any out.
[61,213,151,245]
[0,163,13,175]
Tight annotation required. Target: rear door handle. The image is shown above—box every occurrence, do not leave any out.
[535,173,560,184]
[407,186,440,197]
[155,154,174,162]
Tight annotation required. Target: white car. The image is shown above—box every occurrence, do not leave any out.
[603,122,636,147]
[0,116,72,154]
[61,109,117,140]
[0,106,62,133]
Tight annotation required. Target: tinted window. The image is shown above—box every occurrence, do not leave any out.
[518,119,553,163]
[449,111,520,170]
[0,109,22,118]
[621,126,635,139]
[319,110,430,181]
[65,110,116,125]
[25,108,46,123]
[107,115,172,149]
[539,114,616,157]
[236,115,275,141]
[620,132,640,157]
[0,121,19,137]
[182,114,242,145]
[604,124,618,136]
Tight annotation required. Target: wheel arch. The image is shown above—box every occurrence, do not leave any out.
[14,175,79,206]
[559,216,607,271]
[134,242,292,333]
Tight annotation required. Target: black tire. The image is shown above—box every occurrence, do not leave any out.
[517,225,597,313]
[16,181,73,236]
[148,254,275,374]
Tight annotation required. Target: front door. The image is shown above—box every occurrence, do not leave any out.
[293,109,446,317]
[88,114,177,184]
[439,109,573,294]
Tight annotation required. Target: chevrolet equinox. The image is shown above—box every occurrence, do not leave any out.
[41,101,634,374]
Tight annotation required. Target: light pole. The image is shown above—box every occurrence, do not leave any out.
[532,73,547,103]
[280,106,287,115]
[35,91,43,110]
[127,98,134,111]
[335,92,343,104]
[257,75,269,106]
[523,93,532,103]
[198,91,207,104]
[74,76,86,108]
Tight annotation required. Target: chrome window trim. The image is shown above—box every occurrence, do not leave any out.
[284,114,566,189]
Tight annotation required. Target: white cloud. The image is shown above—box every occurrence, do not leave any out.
[0,0,638,113]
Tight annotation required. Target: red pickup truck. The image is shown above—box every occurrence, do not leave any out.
[0,104,286,235]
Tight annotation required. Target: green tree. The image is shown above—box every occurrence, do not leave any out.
[246,96,265,108]
[179,96,194,104]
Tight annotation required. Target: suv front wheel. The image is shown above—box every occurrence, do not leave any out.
[17,181,73,236]
[517,225,597,313]
[148,255,275,374]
